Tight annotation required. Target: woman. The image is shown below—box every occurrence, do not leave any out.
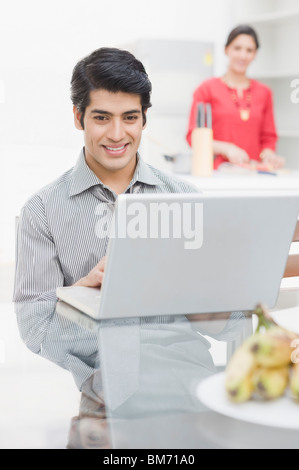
[186,25,284,170]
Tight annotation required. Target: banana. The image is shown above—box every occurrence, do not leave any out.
[224,304,299,404]
[252,365,289,400]
[225,344,256,403]
[247,326,298,368]
[290,362,299,401]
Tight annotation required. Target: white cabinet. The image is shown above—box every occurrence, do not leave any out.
[233,0,299,169]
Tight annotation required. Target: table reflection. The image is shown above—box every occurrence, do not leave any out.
[15,300,298,449]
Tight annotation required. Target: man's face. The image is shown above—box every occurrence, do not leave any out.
[74,89,146,178]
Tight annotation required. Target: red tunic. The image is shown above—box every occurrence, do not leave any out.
[186,77,278,169]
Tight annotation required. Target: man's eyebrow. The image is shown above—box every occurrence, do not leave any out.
[123,109,141,115]
[90,109,112,116]
[90,109,141,116]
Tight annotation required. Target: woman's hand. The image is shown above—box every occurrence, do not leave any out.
[73,256,107,287]
[260,149,285,169]
[213,141,250,165]
[225,143,250,165]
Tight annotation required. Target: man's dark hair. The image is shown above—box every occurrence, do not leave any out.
[225,24,260,50]
[71,47,152,127]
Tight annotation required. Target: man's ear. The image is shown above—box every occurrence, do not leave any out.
[73,106,84,130]
[142,109,148,130]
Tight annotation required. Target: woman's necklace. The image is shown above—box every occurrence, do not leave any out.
[222,75,252,121]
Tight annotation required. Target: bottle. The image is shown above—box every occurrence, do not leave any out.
[191,103,214,178]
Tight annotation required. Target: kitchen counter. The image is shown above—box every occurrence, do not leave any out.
[176,169,299,192]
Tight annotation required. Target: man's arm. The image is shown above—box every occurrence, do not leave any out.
[284,254,299,278]
[293,220,299,242]
[13,200,64,302]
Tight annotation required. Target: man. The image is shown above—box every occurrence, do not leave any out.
[12,48,204,438]
[12,48,251,446]
[13,47,197,303]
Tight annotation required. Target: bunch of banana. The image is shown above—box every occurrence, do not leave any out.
[225,304,299,403]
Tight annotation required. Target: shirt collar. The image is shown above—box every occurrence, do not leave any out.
[69,148,163,197]
[131,154,162,188]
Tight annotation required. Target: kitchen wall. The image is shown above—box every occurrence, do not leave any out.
[0,0,235,264]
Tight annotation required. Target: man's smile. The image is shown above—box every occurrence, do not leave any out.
[102,143,129,156]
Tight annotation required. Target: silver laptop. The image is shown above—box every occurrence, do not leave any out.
[56,190,299,320]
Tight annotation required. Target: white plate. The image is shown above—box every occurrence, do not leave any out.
[197,372,299,429]
[271,307,299,334]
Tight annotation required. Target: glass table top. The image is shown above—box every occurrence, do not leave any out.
[11,294,299,450]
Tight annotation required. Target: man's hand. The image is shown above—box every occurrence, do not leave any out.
[73,256,107,287]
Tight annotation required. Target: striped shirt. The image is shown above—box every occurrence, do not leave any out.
[13,151,246,401]
[13,148,199,302]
